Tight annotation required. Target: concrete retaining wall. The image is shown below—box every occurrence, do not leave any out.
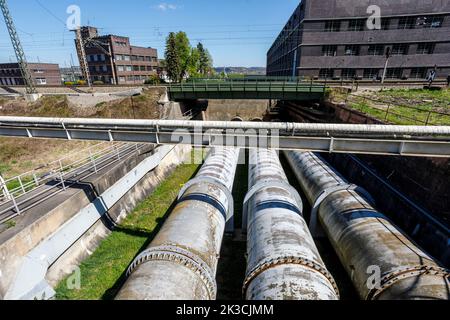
[205,99,269,121]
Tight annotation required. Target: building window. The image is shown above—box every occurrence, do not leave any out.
[418,15,444,28]
[348,19,365,31]
[119,76,126,82]
[322,45,338,56]
[319,69,334,79]
[116,55,123,61]
[386,68,403,79]
[126,66,132,72]
[410,68,427,79]
[124,55,131,61]
[36,78,47,85]
[417,43,435,54]
[363,69,380,79]
[381,18,391,30]
[117,66,125,72]
[324,20,341,32]
[102,65,108,72]
[341,69,356,79]
[344,45,360,56]
[33,69,44,74]
[133,65,139,71]
[398,17,416,29]
[368,44,385,56]
[392,44,409,55]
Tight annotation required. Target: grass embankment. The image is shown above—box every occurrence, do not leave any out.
[331,88,450,125]
[0,89,162,178]
[55,153,202,300]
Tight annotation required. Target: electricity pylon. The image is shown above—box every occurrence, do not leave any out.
[0,0,37,94]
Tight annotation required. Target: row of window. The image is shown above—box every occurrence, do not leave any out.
[87,54,106,62]
[318,67,430,80]
[0,77,47,85]
[118,75,151,82]
[322,43,435,57]
[115,55,157,62]
[117,65,156,72]
[324,15,445,32]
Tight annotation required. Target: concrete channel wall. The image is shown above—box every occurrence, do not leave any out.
[0,99,190,300]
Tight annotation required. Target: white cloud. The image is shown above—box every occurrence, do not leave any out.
[155,3,179,11]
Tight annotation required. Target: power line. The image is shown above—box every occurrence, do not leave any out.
[34,0,66,26]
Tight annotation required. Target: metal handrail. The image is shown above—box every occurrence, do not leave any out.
[0,142,141,224]
[342,92,450,126]
[1,142,119,198]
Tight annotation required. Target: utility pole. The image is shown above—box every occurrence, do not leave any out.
[381,47,391,84]
[0,0,37,94]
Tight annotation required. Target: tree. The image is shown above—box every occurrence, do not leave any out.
[197,42,213,76]
[187,47,201,78]
[165,33,214,81]
[175,32,191,80]
[165,32,181,82]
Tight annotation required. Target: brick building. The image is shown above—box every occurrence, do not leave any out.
[267,0,450,80]
[0,63,61,86]
[77,26,158,85]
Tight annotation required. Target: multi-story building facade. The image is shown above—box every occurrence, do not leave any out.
[0,63,61,86]
[77,27,158,85]
[267,0,450,80]
[60,66,83,83]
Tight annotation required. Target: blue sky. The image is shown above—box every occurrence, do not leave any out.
[0,0,300,67]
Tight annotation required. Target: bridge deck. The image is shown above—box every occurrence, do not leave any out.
[168,80,326,100]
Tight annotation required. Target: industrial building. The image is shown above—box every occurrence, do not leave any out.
[0,63,61,86]
[76,26,158,85]
[267,0,450,80]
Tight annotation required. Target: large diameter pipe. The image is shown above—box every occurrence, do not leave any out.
[285,151,450,300]
[243,149,339,300]
[116,148,240,300]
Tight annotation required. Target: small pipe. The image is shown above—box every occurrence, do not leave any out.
[116,147,240,300]
[285,151,450,300]
[243,149,339,300]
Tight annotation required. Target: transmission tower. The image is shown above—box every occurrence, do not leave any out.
[0,0,37,94]
[73,28,92,87]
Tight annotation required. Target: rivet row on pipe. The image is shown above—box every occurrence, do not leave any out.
[242,149,339,300]
[116,148,240,300]
[285,151,450,300]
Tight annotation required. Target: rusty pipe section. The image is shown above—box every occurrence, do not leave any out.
[285,151,450,300]
[116,148,240,300]
[242,149,339,300]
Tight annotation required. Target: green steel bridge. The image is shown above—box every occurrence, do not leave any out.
[167,78,327,101]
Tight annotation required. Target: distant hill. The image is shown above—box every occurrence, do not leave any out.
[214,67,266,75]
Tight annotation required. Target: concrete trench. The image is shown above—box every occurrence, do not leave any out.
[0,98,448,300]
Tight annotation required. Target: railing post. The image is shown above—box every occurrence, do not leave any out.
[89,149,98,173]
[425,110,432,126]
[33,173,39,187]
[11,194,21,215]
[18,176,26,194]
[60,171,66,191]
[385,104,390,121]
[0,174,11,201]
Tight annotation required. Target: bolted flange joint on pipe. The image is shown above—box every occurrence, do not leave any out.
[285,151,450,300]
[242,149,339,300]
[116,147,240,300]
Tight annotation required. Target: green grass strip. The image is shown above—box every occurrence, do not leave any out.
[55,159,201,300]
